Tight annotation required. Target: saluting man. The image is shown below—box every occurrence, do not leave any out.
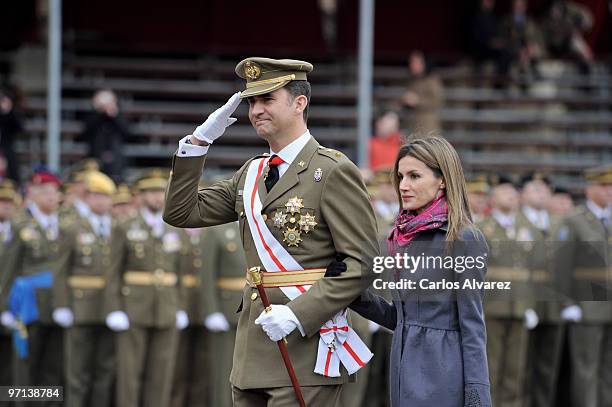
[105,169,189,407]
[163,57,379,406]
[52,171,117,407]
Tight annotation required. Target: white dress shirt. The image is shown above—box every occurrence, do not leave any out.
[586,199,611,226]
[28,203,59,240]
[522,206,550,230]
[141,208,165,238]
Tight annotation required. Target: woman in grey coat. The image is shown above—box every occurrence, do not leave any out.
[350,137,491,407]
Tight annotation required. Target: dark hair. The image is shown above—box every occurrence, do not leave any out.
[283,80,311,122]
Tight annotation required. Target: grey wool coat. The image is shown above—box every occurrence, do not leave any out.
[351,225,492,407]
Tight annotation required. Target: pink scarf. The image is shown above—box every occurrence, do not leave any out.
[387,194,448,251]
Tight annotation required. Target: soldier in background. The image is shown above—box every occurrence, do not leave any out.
[201,222,246,407]
[170,226,210,407]
[517,173,565,407]
[0,179,20,386]
[467,174,490,223]
[52,171,117,407]
[0,170,64,404]
[105,169,188,407]
[478,175,540,407]
[112,183,136,220]
[59,159,100,221]
[552,165,612,407]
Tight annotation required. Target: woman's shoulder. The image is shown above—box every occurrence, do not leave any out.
[458,224,486,242]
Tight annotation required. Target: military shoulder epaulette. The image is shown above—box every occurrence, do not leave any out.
[316,146,346,162]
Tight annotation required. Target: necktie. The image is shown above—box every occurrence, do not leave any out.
[265,155,284,192]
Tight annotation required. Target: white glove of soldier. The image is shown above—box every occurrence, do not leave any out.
[176,310,189,330]
[561,305,582,322]
[254,304,303,342]
[52,308,74,328]
[1,311,17,329]
[192,92,242,144]
[204,312,230,333]
[105,310,130,332]
[523,308,539,330]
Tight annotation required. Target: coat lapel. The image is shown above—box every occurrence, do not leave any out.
[261,137,319,211]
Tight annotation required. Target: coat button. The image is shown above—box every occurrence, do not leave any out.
[240,211,244,217]
[121,286,131,296]
[251,292,258,301]
[262,214,268,221]
[74,289,83,299]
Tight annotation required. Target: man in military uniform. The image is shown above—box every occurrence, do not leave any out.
[552,165,612,407]
[164,57,379,406]
[517,173,564,407]
[0,170,64,402]
[59,159,100,221]
[200,221,247,407]
[478,175,541,407]
[170,226,211,407]
[52,171,117,407]
[0,179,20,386]
[105,169,188,407]
[112,183,136,220]
[467,174,490,224]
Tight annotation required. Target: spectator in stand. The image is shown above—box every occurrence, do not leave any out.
[0,88,24,183]
[80,89,129,181]
[400,51,444,135]
[543,0,594,75]
[369,111,403,172]
[500,0,545,82]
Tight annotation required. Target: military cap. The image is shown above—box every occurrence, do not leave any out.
[136,168,169,191]
[235,57,313,98]
[84,171,116,196]
[67,159,100,184]
[0,179,19,203]
[584,164,612,184]
[519,171,552,188]
[113,183,132,205]
[372,169,393,186]
[466,174,490,194]
[31,170,61,187]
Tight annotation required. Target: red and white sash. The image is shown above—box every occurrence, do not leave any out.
[243,157,373,377]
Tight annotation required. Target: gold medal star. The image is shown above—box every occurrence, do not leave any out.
[298,212,317,233]
[285,196,304,215]
[283,227,303,247]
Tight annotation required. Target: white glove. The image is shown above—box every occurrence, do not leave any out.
[204,312,230,332]
[523,308,539,330]
[561,305,582,322]
[368,320,381,333]
[52,308,74,328]
[1,311,17,329]
[254,304,301,342]
[105,310,130,332]
[176,310,189,330]
[192,92,241,144]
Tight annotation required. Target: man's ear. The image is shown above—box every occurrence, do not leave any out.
[294,94,308,115]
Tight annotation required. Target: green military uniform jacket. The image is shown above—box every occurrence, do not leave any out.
[105,212,185,328]
[200,222,248,325]
[52,216,113,324]
[3,213,64,325]
[163,136,380,389]
[478,213,540,318]
[552,204,612,323]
